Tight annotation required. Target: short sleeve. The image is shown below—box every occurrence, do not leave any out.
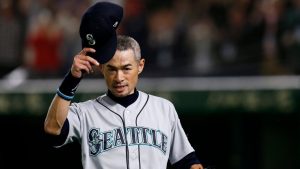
[168,104,195,164]
[55,102,82,147]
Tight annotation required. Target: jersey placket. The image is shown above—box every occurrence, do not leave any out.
[123,108,140,169]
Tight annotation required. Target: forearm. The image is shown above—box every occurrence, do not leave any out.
[44,48,98,135]
[44,70,81,135]
[44,95,70,135]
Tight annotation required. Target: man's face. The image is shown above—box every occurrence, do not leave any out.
[100,49,145,97]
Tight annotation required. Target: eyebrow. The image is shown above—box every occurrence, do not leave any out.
[106,64,133,69]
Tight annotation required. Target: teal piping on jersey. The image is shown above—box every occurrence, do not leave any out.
[135,94,150,169]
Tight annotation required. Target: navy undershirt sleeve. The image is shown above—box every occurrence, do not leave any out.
[172,152,201,169]
[44,119,69,146]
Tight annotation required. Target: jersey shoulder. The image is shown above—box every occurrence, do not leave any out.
[70,94,105,109]
[139,91,175,108]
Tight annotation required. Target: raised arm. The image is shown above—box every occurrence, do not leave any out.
[44,48,99,135]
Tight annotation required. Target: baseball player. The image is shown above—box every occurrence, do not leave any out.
[44,2,204,169]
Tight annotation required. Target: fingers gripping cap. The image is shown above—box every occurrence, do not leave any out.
[79,2,123,64]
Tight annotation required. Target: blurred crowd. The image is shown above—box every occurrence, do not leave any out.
[1,0,300,79]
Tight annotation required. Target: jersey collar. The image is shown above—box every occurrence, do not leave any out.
[107,88,139,107]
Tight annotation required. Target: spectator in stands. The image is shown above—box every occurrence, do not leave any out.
[24,9,63,78]
[0,0,25,78]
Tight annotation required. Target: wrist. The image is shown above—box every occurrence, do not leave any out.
[56,70,82,101]
[70,66,83,78]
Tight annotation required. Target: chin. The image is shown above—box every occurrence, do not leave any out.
[113,91,129,97]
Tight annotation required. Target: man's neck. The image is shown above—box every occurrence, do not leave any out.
[107,89,139,107]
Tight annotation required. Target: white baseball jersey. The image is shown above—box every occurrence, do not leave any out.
[58,91,195,169]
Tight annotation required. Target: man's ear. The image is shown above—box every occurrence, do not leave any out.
[138,59,145,74]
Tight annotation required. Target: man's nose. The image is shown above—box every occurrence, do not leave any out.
[115,70,124,82]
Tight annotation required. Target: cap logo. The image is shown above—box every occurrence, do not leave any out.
[113,21,118,28]
[86,34,96,45]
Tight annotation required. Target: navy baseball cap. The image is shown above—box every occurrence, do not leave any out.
[79,2,123,64]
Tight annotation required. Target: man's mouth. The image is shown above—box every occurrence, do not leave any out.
[113,84,127,91]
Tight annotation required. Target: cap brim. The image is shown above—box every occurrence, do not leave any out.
[82,32,117,64]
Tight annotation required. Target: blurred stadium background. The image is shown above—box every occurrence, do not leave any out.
[1,0,300,168]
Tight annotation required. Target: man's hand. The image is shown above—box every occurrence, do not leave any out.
[71,48,99,78]
[190,164,204,169]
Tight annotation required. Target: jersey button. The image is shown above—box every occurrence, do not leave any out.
[131,148,139,160]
